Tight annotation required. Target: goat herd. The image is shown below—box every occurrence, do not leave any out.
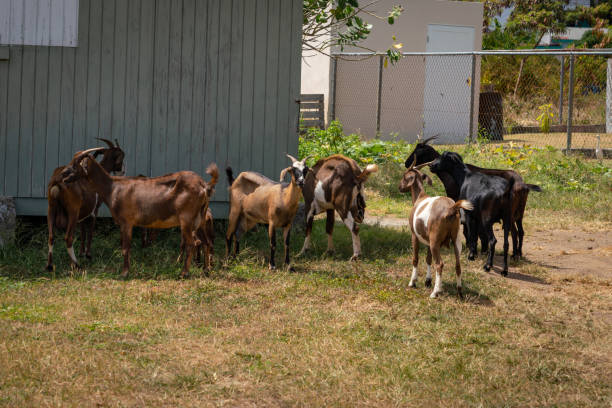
[46,136,541,299]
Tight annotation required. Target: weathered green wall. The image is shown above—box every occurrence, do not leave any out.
[0,0,302,216]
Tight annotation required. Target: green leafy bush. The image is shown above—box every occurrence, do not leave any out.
[298,120,414,166]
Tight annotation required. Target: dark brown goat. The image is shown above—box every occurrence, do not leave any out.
[60,148,218,278]
[404,138,541,258]
[299,154,378,261]
[46,138,125,271]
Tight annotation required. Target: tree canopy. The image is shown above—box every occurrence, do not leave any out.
[302,0,403,62]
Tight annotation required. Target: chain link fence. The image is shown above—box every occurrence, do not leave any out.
[329,50,612,153]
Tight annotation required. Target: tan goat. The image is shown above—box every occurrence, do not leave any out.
[225,155,308,270]
[399,159,473,298]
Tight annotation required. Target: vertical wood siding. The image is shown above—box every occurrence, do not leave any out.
[0,0,302,215]
[0,0,79,46]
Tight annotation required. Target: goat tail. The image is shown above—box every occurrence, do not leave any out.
[48,185,68,230]
[454,199,474,212]
[226,167,235,186]
[443,200,473,220]
[526,183,542,192]
[206,163,219,189]
[49,185,61,200]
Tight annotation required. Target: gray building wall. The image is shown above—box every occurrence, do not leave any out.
[0,0,302,216]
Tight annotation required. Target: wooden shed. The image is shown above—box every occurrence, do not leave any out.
[0,0,302,216]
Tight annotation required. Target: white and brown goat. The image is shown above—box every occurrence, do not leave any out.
[46,138,125,271]
[225,155,308,270]
[59,148,218,278]
[399,160,473,298]
[299,154,377,261]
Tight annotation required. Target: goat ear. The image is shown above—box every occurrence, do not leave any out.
[358,164,378,182]
[421,173,433,186]
[279,167,292,181]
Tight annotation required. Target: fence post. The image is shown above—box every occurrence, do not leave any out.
[566,55,575,152]
[468,54,477,143]
[376,55,383,136]
[559,56,564,124]
[607,58,612,133]
[329,56,337,124]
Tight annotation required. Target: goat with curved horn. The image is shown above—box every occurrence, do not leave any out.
[96,138,115,149]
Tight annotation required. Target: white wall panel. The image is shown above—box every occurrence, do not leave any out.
[0,0,78,46]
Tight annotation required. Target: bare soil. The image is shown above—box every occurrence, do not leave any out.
[364,215,612,286]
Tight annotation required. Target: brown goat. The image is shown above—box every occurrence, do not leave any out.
[225,155,308,270]
[46,138,125,271]
[59,148,218,278]
[299,154,377,261]
[178,207,215,271]
[399,159,473,298]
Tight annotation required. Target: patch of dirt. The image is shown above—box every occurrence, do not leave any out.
[519,229,612,281]
[364,215,612,288]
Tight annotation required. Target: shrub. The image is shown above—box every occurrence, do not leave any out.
[298,120,415,166]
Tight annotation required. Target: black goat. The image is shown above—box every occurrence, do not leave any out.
[430,152,515,275]
[405,138,541,258]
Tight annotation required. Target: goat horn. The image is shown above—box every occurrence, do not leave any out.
[114,138,120,147]
[408,157,416,170]
[74,147,106,159]
[286,153,299,163]
[300,155,313,163]
[421,134,439,145]
[415,160,435,170]
[96,138,115,148]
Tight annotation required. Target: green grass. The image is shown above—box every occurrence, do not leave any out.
[0,145,610,406]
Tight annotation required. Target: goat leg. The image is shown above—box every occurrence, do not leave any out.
[425,248,433,287]
[430,246,444,299]
[484,225,496,272]
[453,234,464,299]
[325,209,335,254]
[516,218,525,258]
[510,221,519,260]
[502,220,510,276]
[298,206,315,257]
[80,221,86,258]
[283,225,294,272]
[268,225,276,270]
[120,225,133,279]
[46,213,55,272]
[65,214,80,271]
[409,234,419,288]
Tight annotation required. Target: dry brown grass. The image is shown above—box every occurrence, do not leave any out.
[0,212,611,407]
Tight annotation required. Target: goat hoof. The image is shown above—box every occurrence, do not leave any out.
[501,269,508,277]
[179,272,189,280]
[45,264,54,273]
[468,254,476,261]
[425,278,432,288]
[269,264,276,271]
[349,255,360,262]
[429,291,440,299]
[408,282,416,288]
[483,264,491,272]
